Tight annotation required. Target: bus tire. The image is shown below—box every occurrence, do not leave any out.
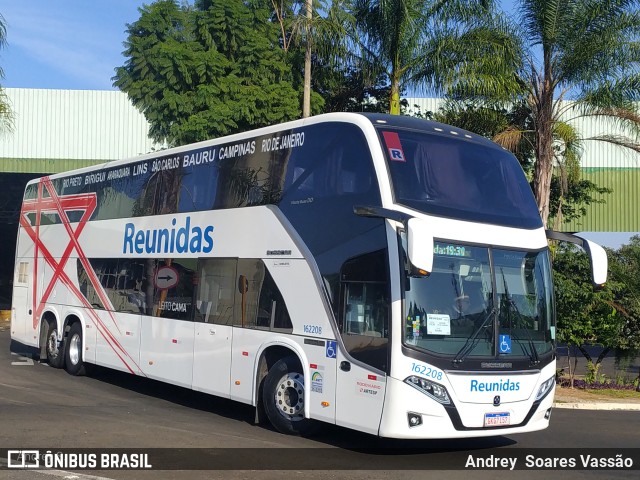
[64,322,86,376]
[45,320,64,369]
[263,356,316,435]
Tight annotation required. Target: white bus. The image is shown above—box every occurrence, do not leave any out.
[10,113,607,438]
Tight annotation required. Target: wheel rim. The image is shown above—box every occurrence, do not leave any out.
[47,330,59,359]
[68,333,81,365]
[273,372,305,421]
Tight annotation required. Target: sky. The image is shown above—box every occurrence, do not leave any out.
[0,0,147,90]
[0,1,636,248]
[0,0,521,91]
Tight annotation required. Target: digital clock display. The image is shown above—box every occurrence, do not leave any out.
[433,243,471,258]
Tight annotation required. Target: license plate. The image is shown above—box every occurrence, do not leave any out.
[484,412,510,427]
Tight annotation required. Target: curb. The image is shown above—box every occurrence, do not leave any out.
[554,402,640,411]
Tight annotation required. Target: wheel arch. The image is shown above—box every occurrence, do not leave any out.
[253,340,310,419]
[38,308,60,359]
[62,311,87,361]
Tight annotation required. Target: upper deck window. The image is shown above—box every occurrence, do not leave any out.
[380,128,542,228]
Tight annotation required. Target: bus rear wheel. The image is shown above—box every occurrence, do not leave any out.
[263,356,316,435]
[45,320,64,369]
[64,323,87,376]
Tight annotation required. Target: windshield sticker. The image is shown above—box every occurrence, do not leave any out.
[382,131,406,162]
[412,316,422,338]
[499,334,512,354]
[427,314,451,335]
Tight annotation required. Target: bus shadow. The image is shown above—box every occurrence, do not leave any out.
[85,364,257,424]
[86,364,517,452]
[8,334,518,457]
[313,422,516,450]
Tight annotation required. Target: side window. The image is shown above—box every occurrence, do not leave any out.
[254,266,293,332]
[280,124,377,204]
[151,258,197,321]
[194,258,292,332]
[17,262,29,285]
[79,257,196,320]
[195,258,237,325]
[79,258,148,313]
[234,259,264,328]
[235,259,293,332]
[339,250,390,372]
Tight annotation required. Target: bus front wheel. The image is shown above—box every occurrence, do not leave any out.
[45,320,64,369]
[263,356,316,435]
[64,323,87,376]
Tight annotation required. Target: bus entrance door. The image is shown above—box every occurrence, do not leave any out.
[335,347,386,435]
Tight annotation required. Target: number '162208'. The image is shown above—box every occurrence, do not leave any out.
[411,363,443,381]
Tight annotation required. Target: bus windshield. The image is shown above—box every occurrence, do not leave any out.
[380,128,542,228]
[404,242,554,361]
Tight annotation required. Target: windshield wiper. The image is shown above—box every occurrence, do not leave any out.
[503,297,540,365]
[498,267,540,365]
[452,307,496,365]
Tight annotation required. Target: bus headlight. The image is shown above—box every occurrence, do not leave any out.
[404,375,451,405]
[535,376,555,401]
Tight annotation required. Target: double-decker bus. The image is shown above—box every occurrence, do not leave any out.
[10,113,606,438]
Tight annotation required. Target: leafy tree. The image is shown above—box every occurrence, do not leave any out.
[432,0,640,227]
[351,0,495,114]
[114,0,299,146]
[552,245,624,379]
[269,0,352,116]
[608,236,640,352]
[0,13,13,133]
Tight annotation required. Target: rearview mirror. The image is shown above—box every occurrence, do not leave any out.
[546,230,608,288]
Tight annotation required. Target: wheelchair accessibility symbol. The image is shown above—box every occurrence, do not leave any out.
[326,341,337,359]
[499,335,512,354]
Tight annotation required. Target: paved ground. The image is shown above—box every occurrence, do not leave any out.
[1,314,638,411]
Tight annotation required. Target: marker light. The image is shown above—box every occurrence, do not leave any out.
[404,376,451,404]
[535,376,555,401]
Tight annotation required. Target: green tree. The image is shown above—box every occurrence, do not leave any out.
[113,0,299,146]
[552,245,625,379]
[0,13,13,133]
[351,0,495,114]
[270,0,359,116]
[434,0,640,226]
[609,236,640,350]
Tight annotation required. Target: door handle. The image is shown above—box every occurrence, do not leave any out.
[340,361,351,372]
[209,329,216,335]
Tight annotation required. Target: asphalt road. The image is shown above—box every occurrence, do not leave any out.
[1,327,638,480]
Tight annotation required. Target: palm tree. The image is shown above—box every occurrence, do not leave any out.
[351,0,496,114]
[435,0,640,226]
[0,13,13,133]
[270,0,351,117]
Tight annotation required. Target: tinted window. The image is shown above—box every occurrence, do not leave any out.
[381,128,542,228]
[45,122,379,228]
[195,258,237,325]
[195,258,292,332]
[339,250,390,372]
[277,123,386,313]
[78,257,196,321]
